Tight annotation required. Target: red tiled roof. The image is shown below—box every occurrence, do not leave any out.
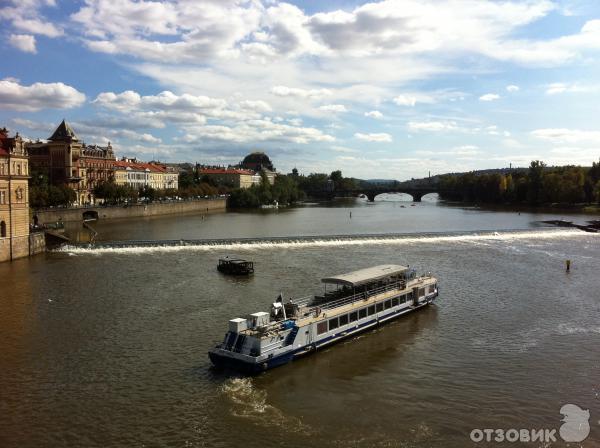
[114,160,167,173]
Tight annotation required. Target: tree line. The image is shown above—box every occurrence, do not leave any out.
[227,169,361,208]
[438,160,600,205]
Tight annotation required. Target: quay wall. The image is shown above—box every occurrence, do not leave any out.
[29,232,46,256]
[33,199,227,224]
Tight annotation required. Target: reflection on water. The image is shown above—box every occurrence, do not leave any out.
[1,201,599,448]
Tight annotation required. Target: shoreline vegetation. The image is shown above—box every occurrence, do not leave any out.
[29,160,600,214]
[437,160,600,212]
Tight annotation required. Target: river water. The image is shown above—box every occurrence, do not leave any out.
[1,197,599,447]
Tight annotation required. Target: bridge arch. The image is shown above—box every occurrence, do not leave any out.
[82,210,99,221]
[420,192,440,202]
[364,191,436,202]
[365,192,418,202]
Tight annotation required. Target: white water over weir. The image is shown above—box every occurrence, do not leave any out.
[56,229,592,255]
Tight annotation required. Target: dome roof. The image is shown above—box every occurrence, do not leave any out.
[241,151,274,171]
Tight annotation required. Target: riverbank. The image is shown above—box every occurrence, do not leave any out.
[439,200,600,216]
[32,198,226,224]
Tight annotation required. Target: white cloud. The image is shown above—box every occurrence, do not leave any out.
[393,95,417,107]
[270,86,332,99]
[0,1,63,38]
[0,79,86,111]
[408,121,459,132]
[9,34,36,53]
[354,132,392,142]
[92,90,266,124]
[364,110,383,119]
[544,82,598,95]
[68,0,600,74]
[531,128,600,145]
[182,120,335,145]
[319,104,348,113]
[506,84,520,92]
[479,93,500,101]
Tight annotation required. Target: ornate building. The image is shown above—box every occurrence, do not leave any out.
[0,128,30,262]
[238,151,276,185]
[27,120,116,205]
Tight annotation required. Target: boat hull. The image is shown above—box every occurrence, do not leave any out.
[208,293,437,374]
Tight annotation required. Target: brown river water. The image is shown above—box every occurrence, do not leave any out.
[1,198,599,447]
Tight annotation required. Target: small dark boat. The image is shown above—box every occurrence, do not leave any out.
[217,257,254,275]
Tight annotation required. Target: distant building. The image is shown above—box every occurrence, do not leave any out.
[27,120,116,205]
[240,151,275,172]
[0,128,30,262]
[163,165,179,190]
[238,151,276,185]
[199,167,258,189]
[114,158,178,190]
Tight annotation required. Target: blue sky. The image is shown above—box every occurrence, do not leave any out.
[1,0,600,180]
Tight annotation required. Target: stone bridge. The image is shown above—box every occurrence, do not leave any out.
[340,186,443,202]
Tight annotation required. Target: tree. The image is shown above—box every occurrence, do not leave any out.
[527,160,546,204]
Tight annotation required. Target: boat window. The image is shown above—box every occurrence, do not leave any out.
[419,288,425,297]
[367,305,375,316]
[376,303,384,313]
[400,295,406,304]
[359,308,367,319]
[234,335,246,351]
[392,297,399,307]
[349,311,358,322]
[339,314,349,326]
[224,332,236,349]
[428,285,435,293]
[384,300,392,309]
[329,318,339,331]
[317,321,328,335]
[406,291,413,300]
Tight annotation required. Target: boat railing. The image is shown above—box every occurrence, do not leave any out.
[303,280,407,314]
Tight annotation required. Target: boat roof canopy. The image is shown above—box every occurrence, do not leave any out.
[321,264,409,287]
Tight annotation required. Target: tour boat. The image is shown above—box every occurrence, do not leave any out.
[217,257,254,275]
[208,264,438,373]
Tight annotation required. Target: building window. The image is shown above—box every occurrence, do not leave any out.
[0,191,5,204]
[16,188,23,201]
[0,221,6,237]
[17,164,21,175]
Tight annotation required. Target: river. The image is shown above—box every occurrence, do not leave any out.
[1,197,598,447]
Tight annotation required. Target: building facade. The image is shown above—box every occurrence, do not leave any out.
[114,159,177,190]
[0,128,30,262]
[27,120,116,205]
[238,152,276,185]
[199,167,257,189]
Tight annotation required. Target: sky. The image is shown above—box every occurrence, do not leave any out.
[1,0,600,180]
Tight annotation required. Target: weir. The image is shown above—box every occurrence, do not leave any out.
[56,228,588,255]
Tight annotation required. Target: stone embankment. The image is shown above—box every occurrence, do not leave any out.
[33,198,226,224]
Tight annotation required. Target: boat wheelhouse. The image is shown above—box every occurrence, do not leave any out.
[208,264,438,373]
[217,257,254,275]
